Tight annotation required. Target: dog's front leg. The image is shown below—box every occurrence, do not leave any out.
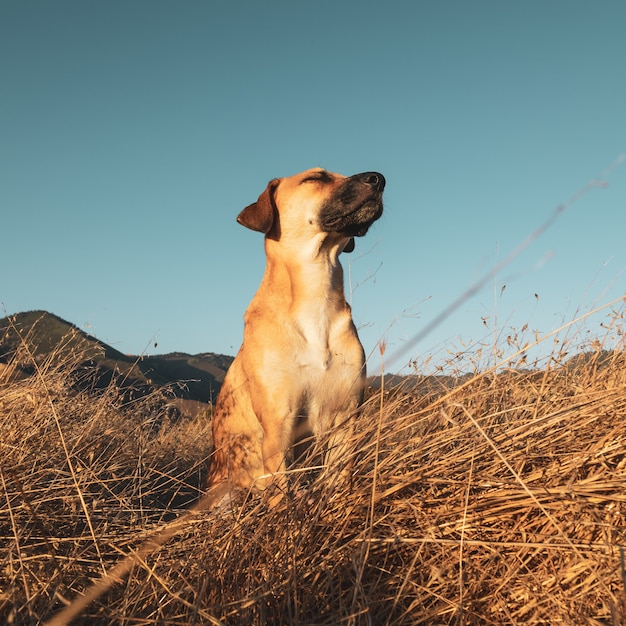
[260,424,291,478]
[308,391,360,487]
[248,386,298,489]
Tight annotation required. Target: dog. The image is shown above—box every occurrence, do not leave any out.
[206,167,385,496]
[45,167,384,625]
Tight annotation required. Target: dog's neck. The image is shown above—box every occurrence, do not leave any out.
[262,237,349,309]
[255,238,352,369]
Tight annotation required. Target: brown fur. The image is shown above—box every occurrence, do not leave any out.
[45,167,384,625]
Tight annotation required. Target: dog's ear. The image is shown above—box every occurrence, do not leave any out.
[237,179,279,233]
[342,238,355,253]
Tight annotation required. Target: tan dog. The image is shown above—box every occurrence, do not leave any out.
[208,167,385,494]
[45,167,384,626]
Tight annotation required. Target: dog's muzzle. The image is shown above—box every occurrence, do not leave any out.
[319,171,385,237]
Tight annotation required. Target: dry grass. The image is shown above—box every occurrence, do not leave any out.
[2,306,626,625]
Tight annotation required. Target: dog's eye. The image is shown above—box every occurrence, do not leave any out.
[302,171,332,184]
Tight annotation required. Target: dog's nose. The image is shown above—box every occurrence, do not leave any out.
[363,172,385,192]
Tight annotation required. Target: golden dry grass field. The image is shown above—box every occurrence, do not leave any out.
[2,305,626,625]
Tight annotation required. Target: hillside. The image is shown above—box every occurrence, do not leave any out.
[0,311,233,415]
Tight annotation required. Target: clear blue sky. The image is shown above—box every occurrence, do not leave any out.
[2,0,625,374]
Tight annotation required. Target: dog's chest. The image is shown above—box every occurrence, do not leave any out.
[294,305,360,373]
[296,310,332,369]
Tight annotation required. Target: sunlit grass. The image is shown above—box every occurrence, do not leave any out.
[2,300,626,624]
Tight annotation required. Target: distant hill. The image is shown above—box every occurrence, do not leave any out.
[4,311,612,421]
[368,371,473,394]
[0,311,234,416]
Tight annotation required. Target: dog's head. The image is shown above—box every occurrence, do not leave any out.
[237,168,385,254]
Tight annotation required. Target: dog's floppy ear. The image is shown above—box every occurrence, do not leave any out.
[343,238,355,253]
[237,179,279,233]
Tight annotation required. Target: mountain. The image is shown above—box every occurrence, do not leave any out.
[0,311,234,416]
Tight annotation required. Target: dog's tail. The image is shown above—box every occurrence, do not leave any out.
[44,483,231,626]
